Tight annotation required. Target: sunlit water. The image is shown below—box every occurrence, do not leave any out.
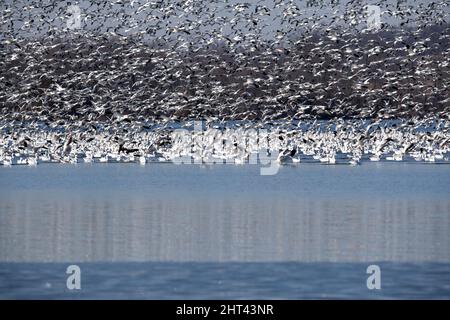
[0,163,449,299]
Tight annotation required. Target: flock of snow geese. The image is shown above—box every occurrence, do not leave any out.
[1,119,449,166]
[0,0,449,167]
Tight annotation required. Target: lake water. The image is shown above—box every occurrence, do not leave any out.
[0,163,449,299]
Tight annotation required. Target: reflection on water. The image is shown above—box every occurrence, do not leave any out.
[0,163,449,298]
[1,163,449,263]
[1,193,450,262]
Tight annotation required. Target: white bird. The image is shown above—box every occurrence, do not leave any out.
[277,148,298,164]
[27,156,38,166]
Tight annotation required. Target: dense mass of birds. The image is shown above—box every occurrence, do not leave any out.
[1,119,449,165]
[0,0,449,166]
